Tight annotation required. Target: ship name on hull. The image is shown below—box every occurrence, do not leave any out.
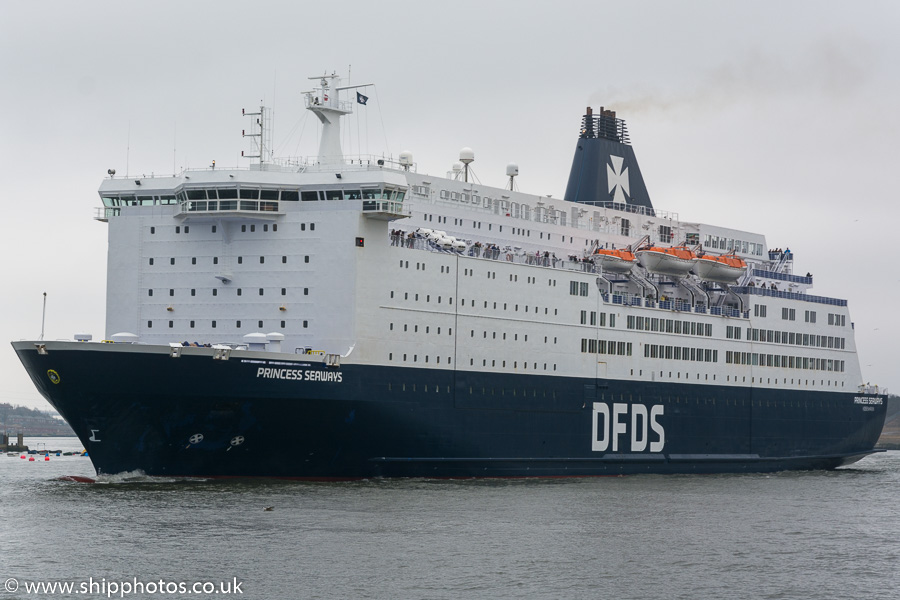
[256,367,343,382]
[592,402,665,452]
[853,396,882,405]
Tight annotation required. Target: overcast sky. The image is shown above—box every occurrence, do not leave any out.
[2,0,898,410]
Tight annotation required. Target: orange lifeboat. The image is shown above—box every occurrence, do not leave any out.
[634,246,698,277]
[592,248,637,274]
[694,252,747,283]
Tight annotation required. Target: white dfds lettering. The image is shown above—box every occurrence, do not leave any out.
[592,402,664,452]
[256,367,343,382]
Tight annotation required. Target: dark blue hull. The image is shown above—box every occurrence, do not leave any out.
[13,342,887,478]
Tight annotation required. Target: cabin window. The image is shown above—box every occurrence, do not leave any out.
[301,191,319,202]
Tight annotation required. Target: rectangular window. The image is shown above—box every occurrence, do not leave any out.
[305,256,310,263]
[212,289,217,297]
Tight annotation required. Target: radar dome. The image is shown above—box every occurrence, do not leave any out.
[506,163,519,177]
[459,147,475,164]
[452,162,463,173]
[399,151,413,166]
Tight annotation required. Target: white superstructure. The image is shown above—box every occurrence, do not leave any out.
[93,73,873,397]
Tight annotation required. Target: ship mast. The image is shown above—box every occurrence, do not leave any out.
[242,105,271,167]
[304,72,372,164]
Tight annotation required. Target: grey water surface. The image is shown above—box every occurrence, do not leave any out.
[1,437,898,599]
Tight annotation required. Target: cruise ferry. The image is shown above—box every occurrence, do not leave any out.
[12,73,888,478]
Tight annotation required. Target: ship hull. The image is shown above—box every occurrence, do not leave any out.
[13,341,887,478]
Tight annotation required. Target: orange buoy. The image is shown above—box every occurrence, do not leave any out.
[28,457,35,461]
[44,456,50,461]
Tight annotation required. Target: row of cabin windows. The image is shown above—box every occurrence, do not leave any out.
[434,192,570,228]
[147,320,307,329]
[755,304,818,324]
[725,351,845,372]
[580,339,633,356]
[149,255,303,266]
[569,281,590,296]
[744,327,845,349]
[385,354,559,372]
[390,324,452,335]
[387,354,451,364]
[149,287,308,297]
[704,234,765,256]
[107,188,402,207]
[419,213,578,243]
[644,345,718,363]
[627,316,711,337]
[390,290,560,317]
[828,313,847,326]
[580,311,616,327]
[390,291,453,304]
[149,223,315,235]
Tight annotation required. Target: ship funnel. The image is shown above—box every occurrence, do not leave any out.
[563,106,654,214]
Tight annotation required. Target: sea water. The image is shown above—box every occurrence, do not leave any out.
[1,437,898,599]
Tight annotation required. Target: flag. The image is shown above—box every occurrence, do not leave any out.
[357,91,368,105]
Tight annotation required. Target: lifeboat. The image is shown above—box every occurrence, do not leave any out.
[635,246,697,277]
[592,248,637,274]
[694,252,747,284]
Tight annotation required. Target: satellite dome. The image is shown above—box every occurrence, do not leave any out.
[506,163,519,177]
[459,147,475,164]
[399,151,413,166]
[452,162,463,173]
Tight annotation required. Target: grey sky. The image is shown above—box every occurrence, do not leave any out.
[2,0,898,409]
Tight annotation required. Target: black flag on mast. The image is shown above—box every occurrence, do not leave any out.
[356,91,368,105]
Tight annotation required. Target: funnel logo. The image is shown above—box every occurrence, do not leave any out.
[607,155,630,203]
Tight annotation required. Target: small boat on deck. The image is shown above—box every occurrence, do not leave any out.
[635,246,697,277]
[694,252,747,284]
[592,248,637,273]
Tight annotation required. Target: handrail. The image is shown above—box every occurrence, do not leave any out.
[733,286,846,307]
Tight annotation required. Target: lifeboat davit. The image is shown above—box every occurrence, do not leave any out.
[592,248,637,274]
[635,246,698,277]
[694,252,747,284]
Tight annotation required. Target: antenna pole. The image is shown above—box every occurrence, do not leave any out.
[40,292,47,341]
[126,121,131,177]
